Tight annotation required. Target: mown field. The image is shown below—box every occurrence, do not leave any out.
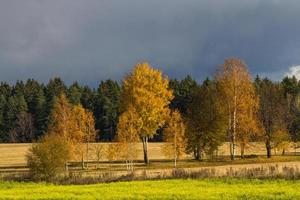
[1,142,300,177]
[0,179,300,199]
[0,142,299,167]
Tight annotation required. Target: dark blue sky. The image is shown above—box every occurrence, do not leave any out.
[1,0,300,86]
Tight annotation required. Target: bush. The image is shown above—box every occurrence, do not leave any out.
[27,134,71,181]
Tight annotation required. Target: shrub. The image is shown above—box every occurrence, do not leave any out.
[26,134,71,181]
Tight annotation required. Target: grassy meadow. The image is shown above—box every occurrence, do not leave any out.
[0,179,300,200]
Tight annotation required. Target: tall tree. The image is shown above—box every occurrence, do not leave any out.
[236,83,260,159]
[24,79,47,138]
[0,82,11,141]
[256,78,289,158]
[216,58,259,160]
[282,76,300,142]
[187,80,226,160]
[5,94,28,142]
[120,63,173,164]
[0,95,6,142]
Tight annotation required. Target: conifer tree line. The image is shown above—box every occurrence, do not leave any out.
[0,78,120,142]
[1,58,300,161]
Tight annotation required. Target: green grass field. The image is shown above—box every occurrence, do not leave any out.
[0,179,300,199]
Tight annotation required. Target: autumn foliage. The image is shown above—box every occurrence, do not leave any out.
[27,94,97,178]
[120,63,173,164]
[22,58,300,180]
[27,134,71,180]
[162,110,186,167]
[216,58,260,160]
[116,105,141,171]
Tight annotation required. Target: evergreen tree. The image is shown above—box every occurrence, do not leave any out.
[169,75,198,115]
[45,78,67,100]
[80,86,96,112]
[281,76,300,142]
[24,79,47,138]
[0,82,12,98]
[44,78,67,132]
[95,80,120,141]
[5,94,28,142]
[68,82,82,105]
[0,95,6,142]
[12,80,25,96]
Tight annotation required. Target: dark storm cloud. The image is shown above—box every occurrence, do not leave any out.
[0,0,299,85]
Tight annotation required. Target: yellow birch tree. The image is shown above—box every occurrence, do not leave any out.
[216,58,259,160]
[120,63,173,164]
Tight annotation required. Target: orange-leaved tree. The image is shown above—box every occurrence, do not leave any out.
[162,110,186,168]
[47,94,75,141]
[73,105,96,168]
[48,94,96,161]
[216,58,259,160]
[116,105,142,171]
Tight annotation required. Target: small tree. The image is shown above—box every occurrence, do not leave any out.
[48,95,96,168]
[73,105,96,169]
[116,106,141,172]
[84,109,97,168]
[93,144,106,169]
[162,110,186,168]
[273,129,290,155]
[47,94,75,141]
[106,143,119,170]
[27,134,71,181]
[118,142,139,172]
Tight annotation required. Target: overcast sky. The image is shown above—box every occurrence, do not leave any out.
[1,0,300,86]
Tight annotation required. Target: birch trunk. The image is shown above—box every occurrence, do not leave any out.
[142,136,149,164]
